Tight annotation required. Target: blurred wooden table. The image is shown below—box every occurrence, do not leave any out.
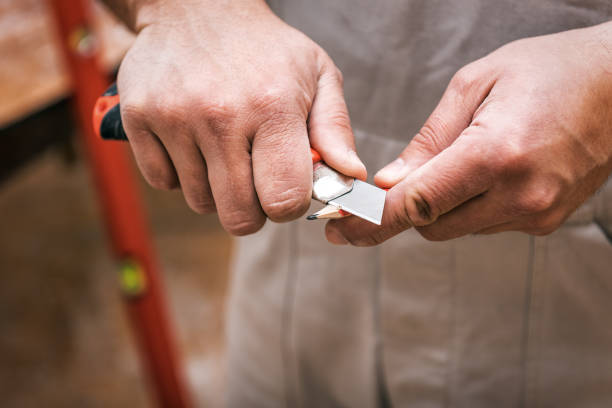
[0,0,133,127]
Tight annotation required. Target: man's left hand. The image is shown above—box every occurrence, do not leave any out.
[326,22,612,246]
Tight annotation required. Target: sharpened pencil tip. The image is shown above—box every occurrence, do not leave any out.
[306,215,317,220]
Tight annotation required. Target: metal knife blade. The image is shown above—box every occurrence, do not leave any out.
[328,179,386,225]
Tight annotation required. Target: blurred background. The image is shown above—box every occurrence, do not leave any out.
[1,0,230,406]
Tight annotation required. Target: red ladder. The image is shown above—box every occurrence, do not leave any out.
[47,1,192,406]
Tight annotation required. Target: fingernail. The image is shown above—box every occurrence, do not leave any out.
[326,227,349,245]
[376,157,405,180]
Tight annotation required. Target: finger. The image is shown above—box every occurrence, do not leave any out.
[201,134,266,236]
[326,131,497,246]
[415,193,506,241]
[308,61,367,181]
[325,185,414,246]
[333,130,494,243]
[375,61,496,188]
[252,118,312,222]
[122,120,179,190]
[394,133,496,227]
[162,136,216,214]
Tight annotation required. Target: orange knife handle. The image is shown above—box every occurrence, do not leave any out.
[93,83,128,141]
[310,148,322,164]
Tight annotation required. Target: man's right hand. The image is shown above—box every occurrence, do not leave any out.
[108,0,366,235]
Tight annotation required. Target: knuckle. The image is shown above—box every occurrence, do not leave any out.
[200,99,238,134]
[389,199,415,229]
[252,91,284,116]
[261,187,311,221]
[257,116,298,143]
[144,99,186,130]
[120,101,147,124]
[514,187,559,215]
[247,90,299,129]
[449,64,478,95]
[259,86,287,107]
[158,88,238,136]
[494,140,527,176]
[402,187,439,226]
[146,91,190,123]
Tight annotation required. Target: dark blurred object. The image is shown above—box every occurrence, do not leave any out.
[0,98,76,185]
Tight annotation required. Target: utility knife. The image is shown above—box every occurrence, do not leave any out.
[93,83,386,225]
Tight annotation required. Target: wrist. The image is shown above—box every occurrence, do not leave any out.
[578,21,612,74]
[107,0,271,32]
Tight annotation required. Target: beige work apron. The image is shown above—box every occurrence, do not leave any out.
[227,1,612,406]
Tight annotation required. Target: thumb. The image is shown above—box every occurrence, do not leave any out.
[308,60,367,180]
[326,130,494,246]
[375,61,496,188]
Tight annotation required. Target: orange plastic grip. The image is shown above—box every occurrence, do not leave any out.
[310,148,322,164]
[93,93,120,139]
